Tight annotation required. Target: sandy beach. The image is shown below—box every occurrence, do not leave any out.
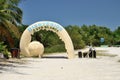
[0,47,120,80]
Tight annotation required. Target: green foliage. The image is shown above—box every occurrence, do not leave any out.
[45,44,66,53]
[18,24,28,33]
[24,25,120,53]
[113,26,120,45]
[65,25,85,49]
[0,42,9,55]
[32,30,65,53]
[80,24,114,46]
[32,30,63,47]
[0,0,22,47]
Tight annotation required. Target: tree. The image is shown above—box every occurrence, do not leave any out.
[65,25,85,49]
[0,0,22,48]
[81,25,113,46]
[31,30,66,53]
[113,26,120,45]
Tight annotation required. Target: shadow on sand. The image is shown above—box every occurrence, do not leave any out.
[42,56,68,59]
[0,59,29,75]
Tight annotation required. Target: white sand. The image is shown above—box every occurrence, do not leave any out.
[0,47,120,80]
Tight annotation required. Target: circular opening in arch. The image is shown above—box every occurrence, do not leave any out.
[31,30,67,58]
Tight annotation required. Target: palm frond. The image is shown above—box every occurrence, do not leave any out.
[2,20,21,39]
[0,0,22,47]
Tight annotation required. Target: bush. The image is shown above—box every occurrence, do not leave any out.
[0,42,9,59]
[44,44,66,53]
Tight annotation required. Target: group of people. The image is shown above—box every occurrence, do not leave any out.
[78,45,96,58]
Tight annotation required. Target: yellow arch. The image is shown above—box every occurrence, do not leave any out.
[20,21,75,59]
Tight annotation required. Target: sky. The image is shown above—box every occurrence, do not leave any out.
[19,0,120,31]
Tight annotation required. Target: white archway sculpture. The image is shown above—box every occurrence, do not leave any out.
[20,21,75,59]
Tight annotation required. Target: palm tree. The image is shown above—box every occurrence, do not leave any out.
[0,0,22,47]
